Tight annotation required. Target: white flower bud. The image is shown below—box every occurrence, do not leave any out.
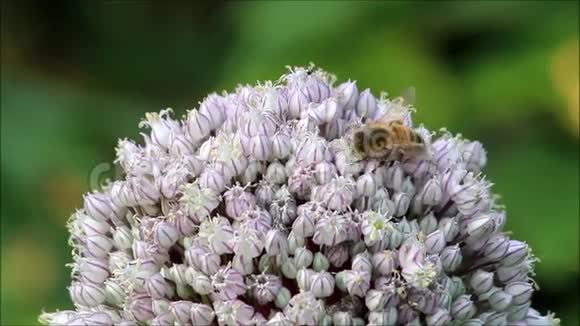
[486,312,508,326]
[371,250,396,276]
[190,303,215,326]
[356,88,378,118]
[501,240,529,267]
[419,212,438,235]
[489,290,513,311]
[265,161,288,185]
[265,229,289,256]
[507,302,531,322]
[505,282,533,305]
[438,217,459,243]
[470,269,494,294]
[281,258,298,279]
[391,192,410,217]
[145,273,173,299]
[315,161,337,185]
[296,268,315,291]
[84,193,116,221]
[294,247,314,269]
[426,308,451,326]
[356,172,377,197]
[336,81,358,111]
[233,254,254,275]
[104,280,125,306]
[80,214,111,236]
[153,221,179,249]
[292,213,315,237]
[77,258,109,284]
[343,270,371,297]
[287,231,305,254]
[451,295,476,321]
[198,167,227,194]
[333,312,353,326]
[288,87,310,118]
[169,300,192,324]
[69,281,106,307]
[186,109,212,143]
[352,252,373,273]
[313,252,330,272]
[425,230,446,254]
[310,271,335,298]
[440,245,463,272]
[84,234,113,258]
[189,270,212,295]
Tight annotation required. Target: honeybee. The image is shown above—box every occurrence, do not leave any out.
[353,119,428,161]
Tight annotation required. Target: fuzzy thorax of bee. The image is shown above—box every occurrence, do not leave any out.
[353,119,426,160]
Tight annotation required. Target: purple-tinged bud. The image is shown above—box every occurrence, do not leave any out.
[352,253,373,273]
[525,309,560,326]
[287,231,305,254]
[149,312,174,326]
[310,271,335,298]
[486,312,508,326]
[186,248,220,275]
[451,295,476,320]
[79,214,110,236]
[186,109,212,143]
[168,300,191,324]
[336,81,359,111]
[140,109,181,148]
[189,303,215,325]
[255,181,276,208]
[343,270,371,297]
[153,221,179,249]
[501,240,529,267]
[489,290,513,311]
[484,234,511,261]
[270,130,292,160]
[284,291,324,325]
[288,87,310,119]
[198,167,227,194]
[465,214,495,240]
[265,229,289,256]
[505,282,533,305]
[111,226,132,250]
[355,173,377,198]
[365,289,388,312]
[425,230,446,254]
[224,186,256,220]
[314,213,349,246]
[251,273,281,304]
[292,213,315,237]
[69,281,106,307]
[426,308,451,326]
[145,273,173,299]
[232,254,254,275]
[462,319,484,326]
[440,245,463,272]
[265,161,288,185]
[392,192,410,217]
[164,264,188,286]
[507,302,531,322]
[77,258,109,284]
[420,212,438,235]
[470,270,494,294]
[315,161,337,185]
[211,266,246,300]
[288,166,316,200]
[371,250,396,276]
[167,132,193,156]
[84,234,113,258]
[356,88,378,118]
[84,193,116,221]
[462,141,487,172]
[247,135,272,160]
[438,217,459,243]
[416,178,443,207]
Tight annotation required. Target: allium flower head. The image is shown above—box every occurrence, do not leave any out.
[41,65,559,326]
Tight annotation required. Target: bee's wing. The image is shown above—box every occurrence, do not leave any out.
[400,86,416,106]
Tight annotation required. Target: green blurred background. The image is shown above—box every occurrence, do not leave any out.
[1,1,578,325]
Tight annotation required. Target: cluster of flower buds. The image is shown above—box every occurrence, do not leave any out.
[40,65,559,326]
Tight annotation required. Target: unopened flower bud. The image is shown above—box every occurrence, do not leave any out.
[313,252,330,272]
[425,230,446,254]
[470,269,494,294]
[281,258,298,279]
[275,287,292,309]
[190,303,215,326]
[69,281,106,307]
[145,273,173,299]
[440,245,463,272]
[451,295,476,320]
[501,240,529,267]
[505,282,533,305]
[426,308,451,326]
[294,247,314,269]
[310,271,335,298]
[489,290,513,311]
[265,161,288,185]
